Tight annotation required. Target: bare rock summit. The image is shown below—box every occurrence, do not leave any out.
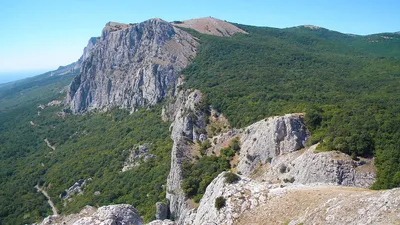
[66,18,198,114]
[172,17,247,37]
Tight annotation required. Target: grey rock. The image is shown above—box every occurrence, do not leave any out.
[60,179,89,200]
[237,114,309,176]
[181,172,269,225]
[74,37,99,70]
[122,144,156,172]
[66,19,198,114]
[165,90,207,222]
[155,202,168,220]
[262,144,376,188]
[147,220,175,225]
[73,204,143,225]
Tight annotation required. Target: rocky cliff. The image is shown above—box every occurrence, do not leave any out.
[66,19,198,113]
[256,144,376,188]
[237,114,309,176]
[165,89,207,222]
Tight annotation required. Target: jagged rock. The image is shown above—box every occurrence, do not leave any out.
[257,144,376,188]
[181,172,269,225]
[73,204,143,225]
[147,220,175,225]
[155,202,168,220]
[74,37,99,70]
[166,90,207,222]
[237,113,309,176]
[122,144,156,172]
[60,178,90,200]
[66,18,198,114]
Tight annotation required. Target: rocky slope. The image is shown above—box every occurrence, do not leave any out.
[39,204,143,225]
[237,185,400,225]
[164,89,207,222]
[172,17,247,37]
[254,144,376,188]
[66,18,198,113]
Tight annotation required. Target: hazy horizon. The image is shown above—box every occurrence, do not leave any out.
[0,70,51,84]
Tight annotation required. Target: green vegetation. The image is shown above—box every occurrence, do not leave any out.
[182,25,400,189]
[0,72,172,224]
[181,156,230,202]
[224,172,240,184]
[215,196,226,210]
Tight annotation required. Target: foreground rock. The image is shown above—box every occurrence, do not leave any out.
[236,185,400,225]
[39,204,143,225]
[67,18,198,114]
[181,172,269,225]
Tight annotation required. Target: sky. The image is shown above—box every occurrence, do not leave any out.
[0,0,399,82]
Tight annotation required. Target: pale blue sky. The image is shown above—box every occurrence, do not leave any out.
[0,0,399,79]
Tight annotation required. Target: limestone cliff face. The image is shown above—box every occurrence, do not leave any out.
[237,114,309,176]
[74,37,99,70]
[165,89,207,222]
[261,144,376,188]
[66,19,198,113]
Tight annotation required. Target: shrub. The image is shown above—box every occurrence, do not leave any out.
[224,172,240,184]
[221,147,235,158]
[215,196,226,210]
[279,164,287,173]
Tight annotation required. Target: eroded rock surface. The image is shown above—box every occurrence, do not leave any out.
[256,144,376,188]
[122,144,156,172]
[237,114,309,176]
[181,172,269,225]
[165,90,207,222]
[67,19,198,113]
[74,204,143,225]
[237,185,400,225]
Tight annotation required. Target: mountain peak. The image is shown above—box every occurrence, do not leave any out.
[301,24,323,30]
[171,17,247,37]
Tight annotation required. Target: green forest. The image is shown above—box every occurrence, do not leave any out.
[182,25,400,189]
[0,75,172,224]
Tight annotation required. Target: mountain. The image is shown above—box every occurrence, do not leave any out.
[0,17,400,225]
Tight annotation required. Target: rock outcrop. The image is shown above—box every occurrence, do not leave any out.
[237,114,309,176]
[74,37,99,70]
[73,204,143,225]
[257,144,376,188]
[165,89,207,222]
[122,144,156,172]
[66,18,198,114]
[155,202,168,220]
[181,172,269,225]
[60,178,90,200]
[39,205,142,225]
[172,17,247,37]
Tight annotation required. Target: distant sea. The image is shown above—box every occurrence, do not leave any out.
[0,70,50,84]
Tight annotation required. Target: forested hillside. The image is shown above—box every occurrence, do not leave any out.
[0,72,172,224]
[182,25,400,189]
